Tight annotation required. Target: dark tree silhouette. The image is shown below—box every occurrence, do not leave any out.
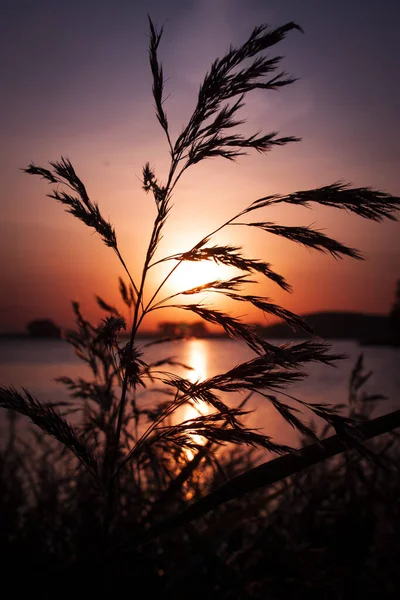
[26,319,61,339]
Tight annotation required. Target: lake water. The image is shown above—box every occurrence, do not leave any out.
[0,338,399,449]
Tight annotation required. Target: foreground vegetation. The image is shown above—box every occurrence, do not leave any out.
[1,356,399,597]
[1,16,399,596]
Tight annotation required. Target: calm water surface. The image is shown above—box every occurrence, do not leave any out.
[1,338,399,448]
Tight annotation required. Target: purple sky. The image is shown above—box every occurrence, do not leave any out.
[1,0,399,332]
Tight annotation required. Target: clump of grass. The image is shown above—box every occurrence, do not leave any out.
[1,15,400,581]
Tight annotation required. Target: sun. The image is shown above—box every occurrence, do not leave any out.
[168,260,231,295]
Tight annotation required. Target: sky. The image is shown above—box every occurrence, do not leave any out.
[1,0,399,333]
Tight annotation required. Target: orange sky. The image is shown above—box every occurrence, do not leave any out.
[1,0,399,333]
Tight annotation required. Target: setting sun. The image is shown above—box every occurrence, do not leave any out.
[167,260,233,295]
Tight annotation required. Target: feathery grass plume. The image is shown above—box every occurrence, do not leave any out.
[23,160,140,302]
[150,412,293,455]
[178,305,268,353]
[24,157,118,249]
[240,222,363,259]
[148,16,171,150]
[208,292,315,333]
[95,315,126,348]
[260,394,320,442]
[348,354,386,414]
[179,275,255,296]
[0,387,98,478]
[243,182,400,220]
[175,245,291,291]
[173,21,302,165]
[119,277,135,308]
[160,376,242,420]
[95,296,120,316]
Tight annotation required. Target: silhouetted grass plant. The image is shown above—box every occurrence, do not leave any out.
[1,15,400,593]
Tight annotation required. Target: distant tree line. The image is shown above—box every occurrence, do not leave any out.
[26,319,61,338]
[158,321,210,338]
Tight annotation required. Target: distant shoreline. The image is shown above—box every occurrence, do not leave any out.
[1,311,397,345]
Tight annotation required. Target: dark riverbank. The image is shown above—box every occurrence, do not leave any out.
[258,311,395,344]
[2,311,397,345]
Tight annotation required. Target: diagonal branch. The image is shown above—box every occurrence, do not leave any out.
[125,409,400,547]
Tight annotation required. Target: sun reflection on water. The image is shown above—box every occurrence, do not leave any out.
[187,339,208,383]
[179,339,210,459]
